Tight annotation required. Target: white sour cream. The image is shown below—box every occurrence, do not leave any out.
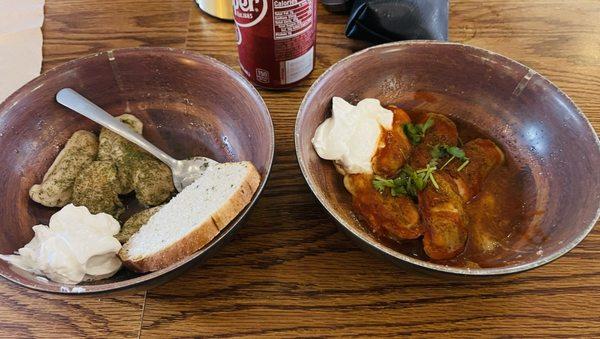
[311,97,393,174]
[0,204,122,285]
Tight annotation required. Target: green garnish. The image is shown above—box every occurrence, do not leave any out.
[447,146,466,159]
[372,163,438,199]
[372,143,471,198]
[404,117,434,145]
[430,144,443,161]
[431,144,467,161]
[372,177,396,192]
[430,144,470,170]
[440,156,455,170]
[429,172,440,190]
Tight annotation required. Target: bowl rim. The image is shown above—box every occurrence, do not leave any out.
[0,47,275,294]
[295,40,600,276]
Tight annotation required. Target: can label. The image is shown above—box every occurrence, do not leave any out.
[234,0,316,88]
[233,0,268,27]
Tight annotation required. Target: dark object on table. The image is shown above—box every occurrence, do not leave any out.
[321,0,353,12]
[345,0,449,42]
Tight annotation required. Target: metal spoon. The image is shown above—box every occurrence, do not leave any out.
[56,88,217,192]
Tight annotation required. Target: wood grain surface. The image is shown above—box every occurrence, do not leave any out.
[0,0,598,337]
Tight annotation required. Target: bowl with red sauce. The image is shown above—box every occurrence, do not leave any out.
[295,41,600,275]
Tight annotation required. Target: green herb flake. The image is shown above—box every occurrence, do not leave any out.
[430,144,443,160]
[404,117,435,145]
[374,142,474,198]
[429,173,440,190]
[440,155,455,170]
[422,117,434,133]
[390,186,407,197]
[446,146,466,160]
[429,144,470,170]
[372,162,441,200]
[372,176,395,193]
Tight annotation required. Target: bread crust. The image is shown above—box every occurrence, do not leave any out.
[119,162,261,272]
[212,163,261,230]
[121,217,220,272]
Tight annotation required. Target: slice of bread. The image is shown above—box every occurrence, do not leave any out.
[119,161,260,272]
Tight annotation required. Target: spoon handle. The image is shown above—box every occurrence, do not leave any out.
[56,88,178,169]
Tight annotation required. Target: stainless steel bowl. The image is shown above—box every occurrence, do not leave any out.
[295,41,600,275]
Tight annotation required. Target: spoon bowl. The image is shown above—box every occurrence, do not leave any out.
[172,156,218,191]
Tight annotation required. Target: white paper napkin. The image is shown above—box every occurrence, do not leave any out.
[0,0,45,102]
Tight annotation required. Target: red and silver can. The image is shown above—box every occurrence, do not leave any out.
[233,0,317,89]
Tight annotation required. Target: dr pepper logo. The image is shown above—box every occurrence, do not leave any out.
[233,0,268,27]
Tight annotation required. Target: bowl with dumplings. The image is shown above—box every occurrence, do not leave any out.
[0,47,274,293]
[296,41,600,275]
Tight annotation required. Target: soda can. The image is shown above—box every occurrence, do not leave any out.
[234,0,317,89]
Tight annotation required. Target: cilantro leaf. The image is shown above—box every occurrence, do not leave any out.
[430,144,443,160]
[403,123,420,144]
[391,186,407,197]
[446,146,467,160]
[422,117,434,133]
[404,117,435,145]
[372,161,441,200]
[372,180,386,193]
[372,176,395,192]
[429,144,470,170]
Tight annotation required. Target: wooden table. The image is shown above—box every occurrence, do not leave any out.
[1,0,599,337]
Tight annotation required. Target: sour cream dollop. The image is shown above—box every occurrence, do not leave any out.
[311,97,394,174]
[0,204,122,285]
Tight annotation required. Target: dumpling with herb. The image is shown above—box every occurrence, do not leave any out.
[72,161,124,218]
[97,114,175,205]
[98,114,144,194]
[132,158,174,206]
[29,130,98,207]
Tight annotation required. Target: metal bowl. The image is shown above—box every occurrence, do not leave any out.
[0,47,274,293]
[295,41,600,275]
